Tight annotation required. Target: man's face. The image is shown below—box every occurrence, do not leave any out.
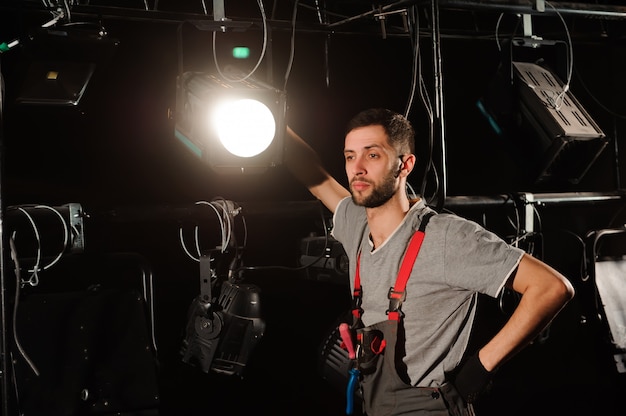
[344,125,402,208]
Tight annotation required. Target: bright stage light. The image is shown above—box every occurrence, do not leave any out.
[212,98,276,158]
[174,67,286,175]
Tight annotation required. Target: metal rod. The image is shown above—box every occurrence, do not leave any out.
[98,191,626,223]
[0,55,10,416]
[431,0,447,211]
[437,0,626,19]
[4,1,626,40]
[326,1,417,28]
[443,191,625,209]
[213,0,225,21]
[614,118,621,190]
[325,0,626,29]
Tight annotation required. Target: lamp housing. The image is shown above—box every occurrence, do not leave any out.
[17,27,118,107]
[512,61,607,184]
[174,69,286,175]
[478,42,607,186]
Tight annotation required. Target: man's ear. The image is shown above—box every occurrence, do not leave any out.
[402,154,417,176]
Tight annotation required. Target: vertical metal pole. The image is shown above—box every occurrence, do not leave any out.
[522,192,535,234]
[0,62,11,416]
[265,24,273,84]
[613,119,621,189]
[522,14,534,37]
[213,0,225,21]
[431,0,447,210]
[213,0,227,32]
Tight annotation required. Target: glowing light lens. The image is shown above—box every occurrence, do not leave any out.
[212,99,276,158]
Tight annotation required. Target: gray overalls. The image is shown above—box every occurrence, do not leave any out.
[342,213,473,416]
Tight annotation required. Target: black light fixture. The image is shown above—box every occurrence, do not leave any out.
[478,37,607,185]
[511,60,607,184]
[174,66,286,175]
[16,26,118,107]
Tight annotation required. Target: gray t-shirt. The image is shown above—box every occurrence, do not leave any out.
[331,197,524,387]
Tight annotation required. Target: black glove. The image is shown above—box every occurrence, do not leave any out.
[448,351,493,404]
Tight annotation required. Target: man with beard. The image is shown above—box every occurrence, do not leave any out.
[285,108,574,416]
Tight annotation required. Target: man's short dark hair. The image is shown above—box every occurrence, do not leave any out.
[346,108,415,156]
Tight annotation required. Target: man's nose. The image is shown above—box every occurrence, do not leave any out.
[350,156,366,176]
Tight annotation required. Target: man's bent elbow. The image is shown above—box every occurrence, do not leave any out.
[553,275,576,308]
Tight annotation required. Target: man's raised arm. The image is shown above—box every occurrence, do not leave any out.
[284,127,351,213]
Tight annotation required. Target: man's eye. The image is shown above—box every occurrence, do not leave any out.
[368,153,379,159]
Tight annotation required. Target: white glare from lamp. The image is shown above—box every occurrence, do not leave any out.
[211,99,276,158]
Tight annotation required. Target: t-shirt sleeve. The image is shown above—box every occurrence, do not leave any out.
[330,196,353,244]
[438,215,525,298]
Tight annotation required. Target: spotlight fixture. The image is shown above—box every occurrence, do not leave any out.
[181,250,265,378]
[174,66,286,174]
[16,27,118,106]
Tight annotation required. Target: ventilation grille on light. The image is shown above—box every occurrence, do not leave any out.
[513,61,604,141]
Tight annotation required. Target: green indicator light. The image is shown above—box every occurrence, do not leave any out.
[232,46,250,59]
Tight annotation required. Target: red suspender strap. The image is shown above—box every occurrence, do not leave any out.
[388,212,434,321]
[352,253,363,320]
[352,212,435,322]
[386,229,426,321]
[395,231,426,291]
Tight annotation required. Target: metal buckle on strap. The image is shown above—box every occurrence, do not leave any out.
[387,287,406,314]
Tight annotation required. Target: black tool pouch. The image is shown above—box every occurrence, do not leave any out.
[318,315,364,392]
[356,326,385,375]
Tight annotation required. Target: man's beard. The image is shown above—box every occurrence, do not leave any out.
[351,168,398,208]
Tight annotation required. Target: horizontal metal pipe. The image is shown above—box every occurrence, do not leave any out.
[444,191,626,209]
[96,191,625,222]
[5,0,626,31]
[437,0,626,19]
